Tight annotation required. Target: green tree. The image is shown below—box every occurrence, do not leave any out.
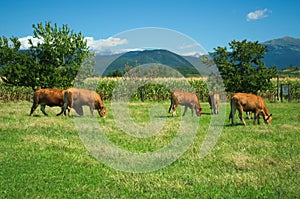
[107,69,123,77]
[0,22,94,90]
[211,39,278,94]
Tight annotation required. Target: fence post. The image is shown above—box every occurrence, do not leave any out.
[281,84,291,102]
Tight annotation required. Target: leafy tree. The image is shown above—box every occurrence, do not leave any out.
[211,39,278,94]
[0,22,94,90]
[107,69,123,77]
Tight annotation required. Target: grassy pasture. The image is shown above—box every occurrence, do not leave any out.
[0,100,299,198]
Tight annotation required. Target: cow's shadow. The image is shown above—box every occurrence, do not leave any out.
[224,123,245,127]
[201,112,212,115]
[31,114,42,117]
[155,115,173,118]
[155,112,217,118]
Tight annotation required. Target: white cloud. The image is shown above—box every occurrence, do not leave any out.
[18,36,43,49]
[85,37,128,54]
[247,8,271,21]
[17,36,128,54]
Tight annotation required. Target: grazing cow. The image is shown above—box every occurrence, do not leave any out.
[208,92,220,115]
[168,90,202,117]
[30,88,69,116]
[64,88,106,117]
[229,93,272,126]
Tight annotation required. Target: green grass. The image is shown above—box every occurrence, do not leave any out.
[0,100,299,198]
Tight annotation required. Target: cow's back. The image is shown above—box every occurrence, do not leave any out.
[232,93,264,112]
[67,88,96,105]
[34,88,65,106]
[172,90,198,105]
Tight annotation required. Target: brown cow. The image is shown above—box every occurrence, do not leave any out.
[63,88,106,117]
[208,92,220,115]
[168,90,202,117]
[229,92,272,126]
[30,88,69,116]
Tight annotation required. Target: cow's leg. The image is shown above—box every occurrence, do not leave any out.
[182,106,188,116]
[61,103,69,116]
[253,111,260,125]
[168,101,173,113]
[172,104,177,117]
[191,106,195,116]
[74,105,83,116]
[56,107,64,116]
[63,91,72,116]
[215,103,219,115]
[30,103,39,116]
[40,105,48,116]
[67,107,71,116]
[238,109,246,126]
[191,105,196,116]
[89,105,94,116]
[246,111,253,120]
[213,105,216,115]
[253,112,257,125]
[66,107,71,116]
[57,107,70,116]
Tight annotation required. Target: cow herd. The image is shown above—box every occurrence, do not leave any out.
[29,88,272,126]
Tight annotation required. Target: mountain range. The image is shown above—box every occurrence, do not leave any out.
[94,36,300,76]
[262,36,300,69]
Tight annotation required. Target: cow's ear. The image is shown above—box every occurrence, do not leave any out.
[269,114,272,117]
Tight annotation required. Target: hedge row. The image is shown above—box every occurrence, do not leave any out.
[0,78,299,102]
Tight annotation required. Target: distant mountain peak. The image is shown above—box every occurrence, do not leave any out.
[264,36,300,46]
[262,36,300,69]
[100,49,199,76]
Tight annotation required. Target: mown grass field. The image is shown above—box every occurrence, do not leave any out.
[0,100,299,198]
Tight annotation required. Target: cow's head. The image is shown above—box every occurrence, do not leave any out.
[264,113,272,125]
[196,107,202,117]
[97,106,106,118]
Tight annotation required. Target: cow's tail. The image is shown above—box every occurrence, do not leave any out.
[229,97,235,125]
[168,95,174,113]
[32,91,39,104]
[62,90,71,115]
[29,91,39,116]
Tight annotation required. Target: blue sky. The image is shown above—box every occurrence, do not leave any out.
[1,0,299,54]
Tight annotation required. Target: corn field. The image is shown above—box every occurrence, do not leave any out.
[0,77,300,102]
[81,77,209,101]
[0,84,32,101]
